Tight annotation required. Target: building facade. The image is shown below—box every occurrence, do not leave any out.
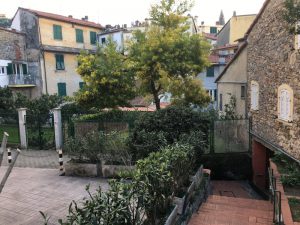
[245,0,300,191]
[216,43,247,118]
[217,14,256,47]
[11,8,103,97]
[0,27,38,98]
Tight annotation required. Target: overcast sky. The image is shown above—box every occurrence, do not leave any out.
[2,0,265,26]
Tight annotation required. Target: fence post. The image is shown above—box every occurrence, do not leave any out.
[0,132,9,167]
[53,108,63,150]
[17,108,27,149]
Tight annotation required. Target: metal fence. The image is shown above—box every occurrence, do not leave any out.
[26,113,55,149]
[0,113,20,145]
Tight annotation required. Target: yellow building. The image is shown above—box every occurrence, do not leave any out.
[11,8,103,97]
[217,14,256,47]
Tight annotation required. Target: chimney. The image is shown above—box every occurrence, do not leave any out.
[123,24,127,29]
[82,16,88,21]
[233,11,237,17]
[68,15,73,18]
[201,21,204,25]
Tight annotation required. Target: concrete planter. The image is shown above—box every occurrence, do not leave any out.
[102,165,135,178]
[65,161,102,177]
[172,196,186,215]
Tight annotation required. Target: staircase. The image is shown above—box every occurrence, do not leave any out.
[189,195,274,225]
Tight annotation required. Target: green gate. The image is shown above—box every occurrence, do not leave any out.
[26,113,55,149]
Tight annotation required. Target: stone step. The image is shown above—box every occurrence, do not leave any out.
[189,211,273,225]
[199,208,273,222]
[207,195,272,210]
[201,202,273,218]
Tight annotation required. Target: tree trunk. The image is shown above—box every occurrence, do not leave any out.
[150,80,161,110]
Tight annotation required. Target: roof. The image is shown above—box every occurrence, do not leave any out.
[203,33,217,40]
[18,8,103,29]
[0,27,25,35]
[213,44,238,51]
[215,42,247,82]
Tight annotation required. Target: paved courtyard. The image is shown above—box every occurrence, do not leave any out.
[0,166,109,225]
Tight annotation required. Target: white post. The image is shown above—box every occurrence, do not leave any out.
[18,108,27,149]
[53,108,63,150]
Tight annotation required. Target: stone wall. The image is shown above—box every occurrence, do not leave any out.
[247,0,300,160]
[0,29,26,61]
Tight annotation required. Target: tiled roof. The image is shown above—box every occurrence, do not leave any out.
[0,27,25,35]
[203,32,217,40]
[20,8,103,29]
[209,54,219,64]
[213,44,238,51]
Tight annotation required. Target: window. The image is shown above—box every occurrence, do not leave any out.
[101,37,106,44]
[210,26,217,34]
[90,31,97,45]
[250,81,259,110]
[219,94,223,111]
[241,85,246,99]
[79,82,85,89]
[214,89,217,102]
[53,25,62,40]
[0,67,5,75]
[76,29,84,43]
[206,66,214,77]
[278,84,293,122]
[22,64,28,75]
[55,54,65,70]
[57,83,66,96]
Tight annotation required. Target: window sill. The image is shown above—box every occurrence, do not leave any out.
[276,118,293,126]
[55,70,66,73]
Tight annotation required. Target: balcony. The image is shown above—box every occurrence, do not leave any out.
[8,74,36,87]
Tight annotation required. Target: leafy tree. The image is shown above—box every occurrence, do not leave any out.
[0,87,15,113]
[76,39,135,109]
[129,0,210,110]
[282,0,300,34]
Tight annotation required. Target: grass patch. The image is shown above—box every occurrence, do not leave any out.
[0,124,20,144]
[288,198,300,222]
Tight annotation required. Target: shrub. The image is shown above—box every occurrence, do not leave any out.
[129,106,210,159]
[63,131,131,165]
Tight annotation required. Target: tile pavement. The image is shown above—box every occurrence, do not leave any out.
[0,166,108,225]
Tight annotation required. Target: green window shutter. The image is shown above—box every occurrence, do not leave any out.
[76,29,84,43]
[206,66,215,77]
[79,82,85,89]
[53,25,62,40]
[55,54,65,70]
[90,31,97,45]
[210,27,217,34]
[22,64,28,74]
[57,83,67,96]
[7,63,13,75]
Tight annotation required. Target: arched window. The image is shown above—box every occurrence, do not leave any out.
[278,84,293,122]
[251,81,259,110]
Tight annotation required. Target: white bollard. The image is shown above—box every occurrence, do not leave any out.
[53,108,63,150]
[7,148,12,164]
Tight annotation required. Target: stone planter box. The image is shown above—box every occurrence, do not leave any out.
[65,161,102,177]
[102,165,135,178]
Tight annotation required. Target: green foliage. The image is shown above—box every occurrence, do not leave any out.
[283,0,300,34]
[0,87,17,113]
[129,106,210,159]
[76,38,135,109]
[288,198,300,222]
[128,0,210,109]
[64,131,131,165]
[272,152,300,187]
[57,144,195,225]
[220,94,242,120]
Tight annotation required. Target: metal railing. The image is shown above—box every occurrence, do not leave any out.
[8,74,36,85]
[268,168,284,225]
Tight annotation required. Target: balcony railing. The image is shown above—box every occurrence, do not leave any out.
[8,74,36,86]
